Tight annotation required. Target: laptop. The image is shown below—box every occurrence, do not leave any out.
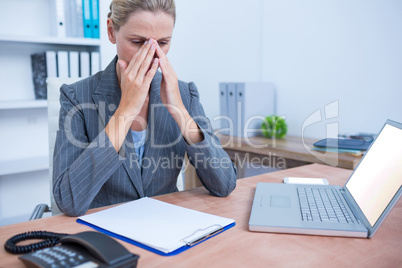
[249,119,402,238]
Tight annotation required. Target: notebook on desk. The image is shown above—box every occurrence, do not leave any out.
[249,119,402,238]
[313,138,372,151]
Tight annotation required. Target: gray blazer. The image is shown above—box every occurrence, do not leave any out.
[53,56,237,216]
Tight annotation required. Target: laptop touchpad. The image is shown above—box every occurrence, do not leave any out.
[270,195,291,208]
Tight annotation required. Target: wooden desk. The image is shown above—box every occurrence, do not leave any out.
[185,134,362,189]
[1,164,401,267]
[218,134,363,171]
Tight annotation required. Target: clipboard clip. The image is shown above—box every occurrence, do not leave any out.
[180,224,224,247]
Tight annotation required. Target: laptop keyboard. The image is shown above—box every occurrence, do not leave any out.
[297,187,353,223]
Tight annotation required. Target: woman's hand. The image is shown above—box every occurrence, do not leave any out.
[106,38,159,152]
[155,43,185,116]
[155,44,204,145]
[117,39,159,117]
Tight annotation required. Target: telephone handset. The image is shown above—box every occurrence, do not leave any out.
[18,231,139,268]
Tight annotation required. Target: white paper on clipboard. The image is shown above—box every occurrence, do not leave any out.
[78,197,235,254]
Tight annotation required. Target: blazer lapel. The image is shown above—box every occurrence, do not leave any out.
[91,56,120,129]
[141,72,164,190]
[122,129,145,197]
[91,56,145,197]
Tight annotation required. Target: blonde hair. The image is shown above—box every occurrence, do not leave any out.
[108,0,176,31]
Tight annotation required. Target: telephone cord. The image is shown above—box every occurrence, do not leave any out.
[4,231,70,254]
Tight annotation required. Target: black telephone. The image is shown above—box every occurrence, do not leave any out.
[16,231,139,268]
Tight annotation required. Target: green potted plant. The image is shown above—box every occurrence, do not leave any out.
[261,115,288,139]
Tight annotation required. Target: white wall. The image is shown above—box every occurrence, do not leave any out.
[99,0,264,129]
[0,170,49,226]
[100,0,401,138]
[262,0,402,138]
[169,0,264,127]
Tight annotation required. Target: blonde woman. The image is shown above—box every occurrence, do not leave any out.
[53,0,237,216]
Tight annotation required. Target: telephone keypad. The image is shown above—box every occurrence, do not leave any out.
[19,246,96,268]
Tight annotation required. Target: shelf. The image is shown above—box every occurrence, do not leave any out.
[0,156,49,176]
[0,34,100,47]
[0,100,47,110]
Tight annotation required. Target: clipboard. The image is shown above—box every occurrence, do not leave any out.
[77,197,236,256]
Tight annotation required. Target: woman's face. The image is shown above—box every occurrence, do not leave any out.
[107,11,174,64]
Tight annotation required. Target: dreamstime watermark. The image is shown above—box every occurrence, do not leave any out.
[62,101,281,150]
[63,102,214,149]
[128,152,233,173]
[301,100,339,167]
[128,151,286,174]
[234,152,287,170]
[130,151,184,172]
[61,100,341,170]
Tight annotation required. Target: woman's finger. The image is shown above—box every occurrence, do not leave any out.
[118,59,127,73]
[136,40,157,79]
[157,51,177,87]
[143,58,159,85]
[156,44,175,75]
[123,41,147,73]
[125,39,153,75]
[155,43,169,65]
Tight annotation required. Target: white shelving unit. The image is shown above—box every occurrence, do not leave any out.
[0,34,101,46]
[0,156,49,176]
[0,33,100,170]
[0,100,47,110]
[0,0,103,226]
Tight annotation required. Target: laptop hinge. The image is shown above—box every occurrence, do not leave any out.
[340,188,363,225]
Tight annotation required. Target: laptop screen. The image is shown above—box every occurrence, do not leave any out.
[345,123,402,227]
